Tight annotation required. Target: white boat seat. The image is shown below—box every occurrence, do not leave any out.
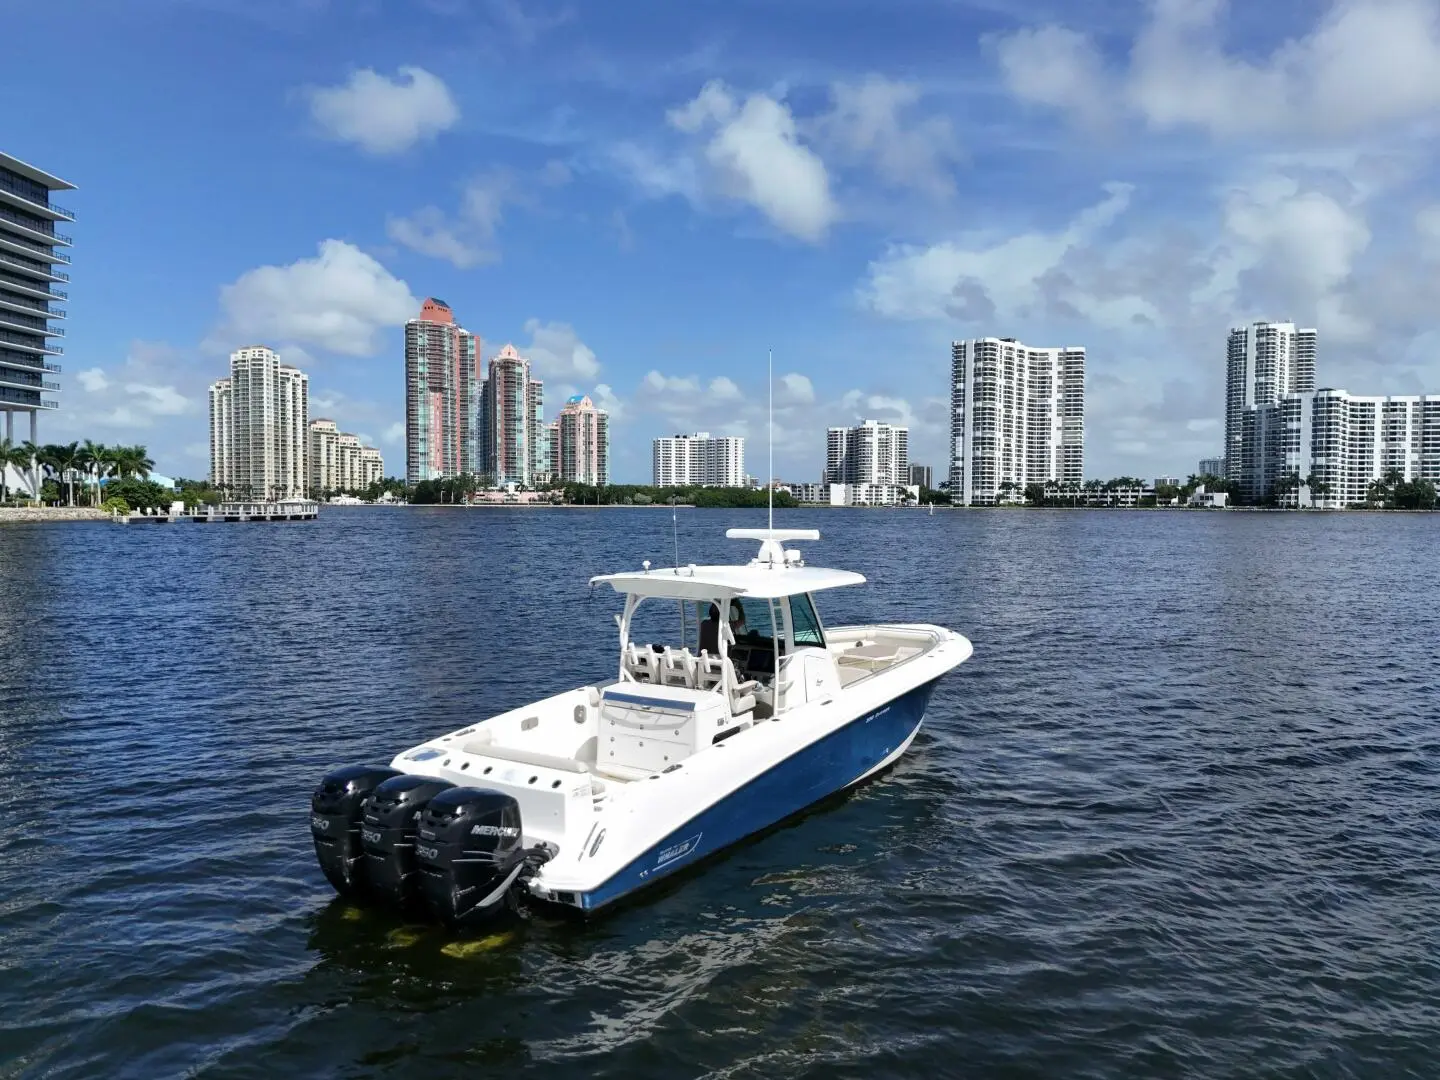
[624,642,656,683]
[461,741,591,774]
[696,653,758,716]
[593,760,655,782]
[660,647,697,688]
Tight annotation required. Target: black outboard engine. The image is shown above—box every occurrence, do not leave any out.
[416,787,552,927]
[360,774,454,908]
[311,764,401,896]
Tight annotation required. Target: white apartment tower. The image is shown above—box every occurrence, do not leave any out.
[1225,321,1316,487]
[949,338,1085,505]
[1246,390,1440,507]
[826,421,908,485]
[208,346,309,500]
[652,432,745,487]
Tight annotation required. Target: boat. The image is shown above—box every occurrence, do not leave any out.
[310,527,973,924]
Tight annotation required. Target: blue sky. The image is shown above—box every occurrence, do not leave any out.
[7,0,1440,482]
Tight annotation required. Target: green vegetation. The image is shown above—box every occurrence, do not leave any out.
[0,439,155,506]
[560,483,798,508]
[103,477,175,511]
[1366,469,1437,510]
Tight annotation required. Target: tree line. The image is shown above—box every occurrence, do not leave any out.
[0,438,155,507]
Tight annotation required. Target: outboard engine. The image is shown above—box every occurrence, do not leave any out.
[416,787,553,927]
[360,774,454,908]
[311,764,401,896]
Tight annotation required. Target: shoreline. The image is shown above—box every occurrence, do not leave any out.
[0,506,111,524]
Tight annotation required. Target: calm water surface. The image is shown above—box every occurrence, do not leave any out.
[2,508,1438,1079]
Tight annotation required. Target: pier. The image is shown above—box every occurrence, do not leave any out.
[115,500,320,524]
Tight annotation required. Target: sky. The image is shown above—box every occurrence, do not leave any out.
[7,0,1440,483]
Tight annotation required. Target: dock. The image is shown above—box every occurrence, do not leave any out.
[115,500,320,524]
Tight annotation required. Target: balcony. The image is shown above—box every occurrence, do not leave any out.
[0,328,61,354]
[0,312,64,337]
[0,291,64,319]
[0,250,68,282]
[0,205,72,246]
[0,371,59,393]
[0,175,74,221]
[0,271,65,301]
[0,230,71,264]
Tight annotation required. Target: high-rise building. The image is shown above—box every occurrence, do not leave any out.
[209,346,309,499]
[652,432,745,487]
[1225,322,1316,487]
[404,297,482,484]
[909,463,932,489]
[0,151,74,497]
[553,394,610,485]
[826,420,908,485]
[949,338,1085,505]
[1198,457,1226,479]
[1241,390,1440,507]
[485,344,544,486]
[310,418,383,494]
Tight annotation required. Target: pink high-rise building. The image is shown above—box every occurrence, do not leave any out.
[553,393,609,486]
[404,298,482,483]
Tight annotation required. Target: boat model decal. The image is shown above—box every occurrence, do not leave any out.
[654,832,703,869]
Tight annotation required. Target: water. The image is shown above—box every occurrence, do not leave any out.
[2,508,1438,1079]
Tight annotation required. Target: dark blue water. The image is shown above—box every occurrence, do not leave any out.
[2,508,1438,1078]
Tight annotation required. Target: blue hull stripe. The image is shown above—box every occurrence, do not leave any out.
[579,678,939,910]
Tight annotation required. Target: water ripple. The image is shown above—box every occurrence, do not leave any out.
[2,508,1438,1078]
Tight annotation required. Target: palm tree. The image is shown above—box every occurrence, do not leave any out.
[0,437,30,504]
[112,444,154,480]
[47,441,81,506]
[19,441,41,503]
[77,440,111,506]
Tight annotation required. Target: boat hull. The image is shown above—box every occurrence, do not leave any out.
[571,676,939,911]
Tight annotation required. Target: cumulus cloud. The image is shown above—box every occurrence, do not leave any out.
[811,76,962,197]
[860,183,1137,324]
[382,421,406,445]
[77,367,109,393]
[521,318,601,381]
[387,167,560,267]
[992,0,1440,139]
[209,240,417,356]
[305,66,460,154]
[661,80,837,242]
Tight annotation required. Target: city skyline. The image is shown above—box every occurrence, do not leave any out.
[8,1,1440,484]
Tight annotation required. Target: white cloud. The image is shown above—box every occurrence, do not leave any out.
[382,421,405,445]
[991,25,1112,128]
[522,318,601,381]
[306,66,459,154]
[708,376,742,401]
[662,81,836,242]
[387,168,556,268]
[812,76,962,197]
[859,183,1137,323]
[1221,175,1372,337]
[993,0,1440,139]
[210,240,417,356]
[779,373,815,404]
[386,207,497,269]
[77,367,109,393]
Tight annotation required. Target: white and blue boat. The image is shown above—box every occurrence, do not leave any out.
[310,527,973,924]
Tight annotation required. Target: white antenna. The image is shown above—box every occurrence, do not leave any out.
[768,347,774,532]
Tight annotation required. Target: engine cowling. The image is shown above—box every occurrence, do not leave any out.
[416,787,528,927]
[310,764,401,896]
[360,774,454,908]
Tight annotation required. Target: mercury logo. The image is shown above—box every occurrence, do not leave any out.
[471,824,520,837]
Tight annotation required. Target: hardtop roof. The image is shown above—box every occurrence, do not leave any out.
[589,563,865,600]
